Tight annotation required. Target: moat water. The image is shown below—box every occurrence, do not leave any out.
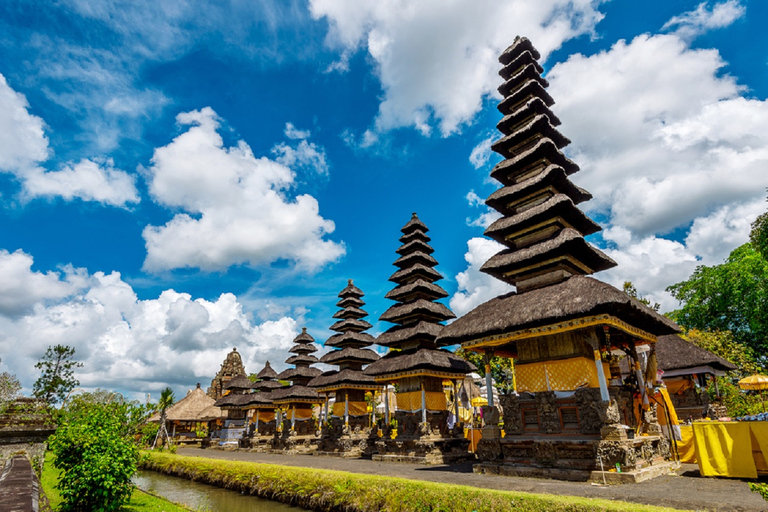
[133,470,305,511]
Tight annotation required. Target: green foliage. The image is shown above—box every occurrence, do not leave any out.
[706,377,764,417]
[139,423,160,447]
[33,345,83,406]
[154,387,175,448]
[456,348,515,395]
[142,451,681,512]
[750,191,768,260]
[667,243,768,356]
[682,328,763,376]
[622,281,660,312]
[48,393,140,512]
[0,363,21,411]
[750,482,768,503]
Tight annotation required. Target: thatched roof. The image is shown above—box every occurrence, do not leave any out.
[656,334,737,374]
[399,229,431,244]
[319,347,379,365]
[438,276,679,346]
[333,306,367,319]
[396,239,434,256]
[401,213,428,234]
[293,327,315,343]
[337,296,364,308]
[330,318,372,332]
[148,385,215,422]
[490,137,577,185]
[254,379,282,390]
[339,279,364,297]
[497,80,554,116]
[385,280,449,302]
[364,347,476,378]
[308,368,380,389]
[197,403,226,421]
[377,321,444,348]
[224,375,257,390]
[485,165,590,214]
[256,361,278,380]
[492,116,569,158]
[277,366,322,381]
[499,36,540,65]
[379,299,455,324]
[498,63,549,98]
[393,251,438,269]
[271,384,322,403]
[497,97,560,134]
[285,354,320,366]
[325,331,377,348]
[388,263,442,284]
[214,392,253,408]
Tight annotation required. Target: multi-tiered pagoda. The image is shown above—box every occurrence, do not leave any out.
[439,37,680,482]
[364,213,475,464]
[244,361,283,451]
[309,280,381,457]
[272,328,324,453]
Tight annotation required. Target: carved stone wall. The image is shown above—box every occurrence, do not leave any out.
[207,348,247,400]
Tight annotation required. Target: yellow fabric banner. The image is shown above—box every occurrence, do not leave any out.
[678,425,696,463]
[395,390,447,412]
[256,411,275,422]
[332,401,368,417]
[749,422,768,473]
[654,388,680,426]
[666,378,694,395]
[290,408,313,420]
[693,422,757,478]
[516,357,608,392]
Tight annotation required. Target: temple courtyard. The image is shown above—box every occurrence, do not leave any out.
[176,447,766,512]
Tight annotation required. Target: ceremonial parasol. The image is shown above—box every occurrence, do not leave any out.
[739,374,768,412]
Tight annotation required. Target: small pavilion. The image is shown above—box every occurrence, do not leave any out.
[272,328,324,453]
[439,37,680,482]
[309,280,382,457]
[364,214,476,464]
[213,375,258,447]
[148,383,218,442]
[244,361,284,451]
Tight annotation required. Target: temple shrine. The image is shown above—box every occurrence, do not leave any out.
[438,37,681,482]
[364,213,476,464]
[272,328,324,453]
[245,361,283,451]
[309,280,382,457]
[207,347,247,400]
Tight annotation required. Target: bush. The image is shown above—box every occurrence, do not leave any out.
[49,395,139,512]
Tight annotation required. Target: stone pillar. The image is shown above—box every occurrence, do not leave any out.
[344,392,349,426]
[384,386,390,424]
[324,394,330,424]
[421,381,427,424]
[484,351,495,408]
[291,406,296,430]
[453,380,459,426]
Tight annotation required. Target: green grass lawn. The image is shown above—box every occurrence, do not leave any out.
[143,451,692,512]
[41,452,191,512]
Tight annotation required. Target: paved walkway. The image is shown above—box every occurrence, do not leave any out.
[177,447,767,511]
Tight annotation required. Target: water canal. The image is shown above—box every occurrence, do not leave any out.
[133,470,305,512]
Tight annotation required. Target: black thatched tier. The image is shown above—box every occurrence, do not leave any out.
[363,347,476,378]
[308,368,380,389]
[498,63,549,98]
[285,354,319,366]
[339,280,364,297]
[319,347,379,365]
[214,393,253,408]
[336,296,365,308]
[499,37,541,66]
[484,194,602,247]
[438,276,679,346]
[379,299,455,325]
[396,239,434,255]
[325,331,377,348]
[490,138,578,186]
[384,279,449,302]
[401,213,428,234]
[256,361,278,380]
[289,343,318,354]
[332,306,368,319]
[254,379,282,390]
[497,97,561,135]
[480,228,616,285]
[485,165,591,215]
[492,117,570,158]
[224,375,257,390]
[330,318,373,333]
[277,366,322,381]
[499,48,543,81]
[393,251,438,269]
[377,321,444,348]
[497,80,554,116]
[271,385,322,403]
[399,229,431,244]
[293,328,315,344]
[656,334,737,374]
[389,263,442,284]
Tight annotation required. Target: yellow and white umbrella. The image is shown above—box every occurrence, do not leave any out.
[739,374,768,412]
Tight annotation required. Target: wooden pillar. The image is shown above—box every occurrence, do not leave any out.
[276,408,282,432]
[344,391,349,426]
[421,380,427,424]
[324,394,330,423]
[484,351,494,408]
[255,410,260,432]
[594,349,610,402]
[384,385,390,424]
[453,380,459,424]
[291,405,296,430]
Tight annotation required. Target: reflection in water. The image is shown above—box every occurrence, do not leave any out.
[133,470,304,512]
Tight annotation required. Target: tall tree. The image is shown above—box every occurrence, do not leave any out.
[622,281,660,312]
[751,193,768,260]
[667,243,768,355]
[33,345,83,406]
[153,386,175,448]
[0,359,21,410]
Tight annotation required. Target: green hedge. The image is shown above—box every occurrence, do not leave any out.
[140,452,688,512]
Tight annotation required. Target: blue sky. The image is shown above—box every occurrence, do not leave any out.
[1,0,766,401]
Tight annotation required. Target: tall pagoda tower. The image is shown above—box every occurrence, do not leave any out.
[364,213,475,464]
[272,328,324,453]
[439,37,680,481]
[309,280,382,456]
[244,361,284,451]
[207,347,247,400]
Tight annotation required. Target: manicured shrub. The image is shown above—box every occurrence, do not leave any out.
[49,396,139,512]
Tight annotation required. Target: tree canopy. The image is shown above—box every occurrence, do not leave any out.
[33,345,83,406]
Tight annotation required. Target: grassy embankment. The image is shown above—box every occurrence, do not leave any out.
[41,453,191,512]
[142,451,691,512]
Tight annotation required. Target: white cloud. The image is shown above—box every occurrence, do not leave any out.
[548,34,767,237]
[309,0,604,136]
[465,190,500,228]
[0,250,300,399]
[142,107,344,272]
[272,123,329,175]
[469,134,495,169]
[0,74,139,206]
[662,1,745,40]
[450,237,514,317]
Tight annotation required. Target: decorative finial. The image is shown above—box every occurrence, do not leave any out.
[412,212,417,218]
[233,347,237,351]
[348,278,353,284]
[196,383,200,388]
[302,327,307,333]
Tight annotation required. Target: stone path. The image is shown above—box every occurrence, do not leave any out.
[177,447,768,511]
[0,456,40,512]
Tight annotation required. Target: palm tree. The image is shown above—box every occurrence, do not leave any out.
[152,387,175,449]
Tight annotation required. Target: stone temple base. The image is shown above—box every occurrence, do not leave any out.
[371,435,472,465]
[271,433,318,454]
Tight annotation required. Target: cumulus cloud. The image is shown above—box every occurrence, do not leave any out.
[0,74,139,206]
[662,1,745,40]
[272,123,329,175]
[465,190,500,228]
[0,250,300,399]
[469,134,495,170]
[309,0,604,136]
[449,237,514,317]
[142,107,344,272]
